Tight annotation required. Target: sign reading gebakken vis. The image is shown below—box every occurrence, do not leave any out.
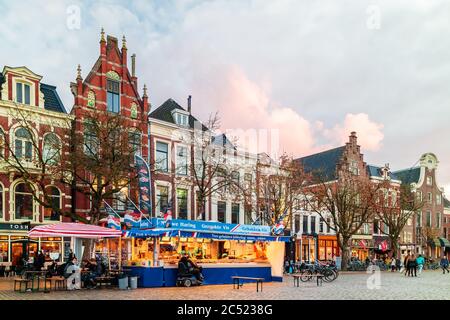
[151,218,271,235]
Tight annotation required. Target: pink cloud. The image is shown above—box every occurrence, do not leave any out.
[324,113,384,151]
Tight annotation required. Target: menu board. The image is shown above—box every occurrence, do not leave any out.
[63,241,71,262]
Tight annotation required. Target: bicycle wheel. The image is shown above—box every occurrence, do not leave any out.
[322,269,335,282]
[300,270,313,282]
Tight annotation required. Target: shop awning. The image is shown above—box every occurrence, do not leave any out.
[28,223,122,239]
[429,238,441,248]
[125,228,290,242]
[439,237,450,248]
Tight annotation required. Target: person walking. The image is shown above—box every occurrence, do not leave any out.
[440,256,450,274]
[416,254,425,275]
[403,252,411,276]
[408,254,417,277]
[390,257,397,272]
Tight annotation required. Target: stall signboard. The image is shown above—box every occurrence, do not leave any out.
[150,218,271,235]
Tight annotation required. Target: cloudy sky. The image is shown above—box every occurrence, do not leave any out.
[1,0,449,193]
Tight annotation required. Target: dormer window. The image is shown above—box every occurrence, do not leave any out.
[107,79,120,113]
[172,110,189,127]
[16,82,31,105]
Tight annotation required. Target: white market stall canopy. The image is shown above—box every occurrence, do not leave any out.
[28,222,122,239]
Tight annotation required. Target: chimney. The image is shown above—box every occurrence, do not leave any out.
[188,95,192,114]
[131,54,138,90]
[349,131,357,145]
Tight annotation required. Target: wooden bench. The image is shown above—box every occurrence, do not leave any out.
[14,278,32,293]
[48,276,66,291]
[231,276,264,292]
[293,274,323,287]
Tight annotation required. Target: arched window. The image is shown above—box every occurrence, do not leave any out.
[44,186,61,221]
[15,127,33,160]
[43,133,61,164]
[15,182,34,220]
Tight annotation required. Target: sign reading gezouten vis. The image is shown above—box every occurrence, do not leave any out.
[0,223,30,231]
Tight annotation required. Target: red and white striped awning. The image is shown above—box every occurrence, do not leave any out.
[28,223,122,239]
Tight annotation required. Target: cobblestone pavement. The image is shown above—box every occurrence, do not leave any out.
[0,270,449,300]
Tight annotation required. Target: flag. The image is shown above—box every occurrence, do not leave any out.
[135,154,152,216]
[163,202,173,228]
[104,201,122,230]
[359,240,367,250]
[107,216,121,230]
[380,240,388,252]
[124,201,141,228]
[271,208,288,236]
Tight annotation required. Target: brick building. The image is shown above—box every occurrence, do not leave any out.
[393,153,447,258]
[70,31,149,218]
[0,65,71,265]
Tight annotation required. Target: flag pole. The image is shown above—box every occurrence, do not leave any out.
[103,200,122,219]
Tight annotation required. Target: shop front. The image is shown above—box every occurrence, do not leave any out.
[296,234,317,263]
[351,236,373,261]
[317,235,339,261]
[123,218,289,287]
[0,222,70,267]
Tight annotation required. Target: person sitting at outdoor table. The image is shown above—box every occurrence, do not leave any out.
[81,259,98,289]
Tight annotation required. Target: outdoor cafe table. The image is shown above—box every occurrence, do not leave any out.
[24,271,50,293]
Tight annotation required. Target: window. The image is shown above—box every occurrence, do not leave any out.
[176,146,188,175]
[426,211,431,227]
[43,133,61,164]
[311,216,316,233]
[327,218,331,233]
[232,203,239,224]
[294,215,300,234]
[319,218,324,233]
[445,228,448,239]
[231,171,240,185]
[302,215,308,234]
[15,128,33,160]
[176,189,188,220]
[243,204,252,224]
[437,194,442,206]
[374,219,379,234]
[363,223,370,235]
[84,121,98,157]
[417,191,422,202]
[107,79,120,113]
[112,191,126,212]
[155,142,169,172]
[44,186,61,221]
[428,192,432,204]
[173,111,189,126]
[128,131,141,155]
[349,161,359,175]
[156,186,169,215]
[15,182,34,220]
[416,212,422,227]
[427,176,433,186]
[16,82,31,105]
[218,201,226,223]
[437,213,441,229]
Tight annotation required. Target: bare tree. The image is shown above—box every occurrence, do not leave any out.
[188,113,243,220]
[58,110,138,225]
[373,181,425,258]
[0,105,74,220]
[306,174,380,270]
[254,155,306,230]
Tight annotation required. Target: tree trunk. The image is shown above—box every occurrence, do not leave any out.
[340,239,351,271]
[390,236,400,259]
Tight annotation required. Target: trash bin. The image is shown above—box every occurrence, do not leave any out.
[118,275,129,290]
[129,276,138,289]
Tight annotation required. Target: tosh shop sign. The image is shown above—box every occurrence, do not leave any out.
[0,223,30,231]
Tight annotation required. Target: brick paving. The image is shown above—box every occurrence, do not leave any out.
[0,270,449,300]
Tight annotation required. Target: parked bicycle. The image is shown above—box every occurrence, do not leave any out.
[300,260,338,283]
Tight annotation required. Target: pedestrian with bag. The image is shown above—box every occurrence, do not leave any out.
[403,252,411,276]
[408,254,417,277]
